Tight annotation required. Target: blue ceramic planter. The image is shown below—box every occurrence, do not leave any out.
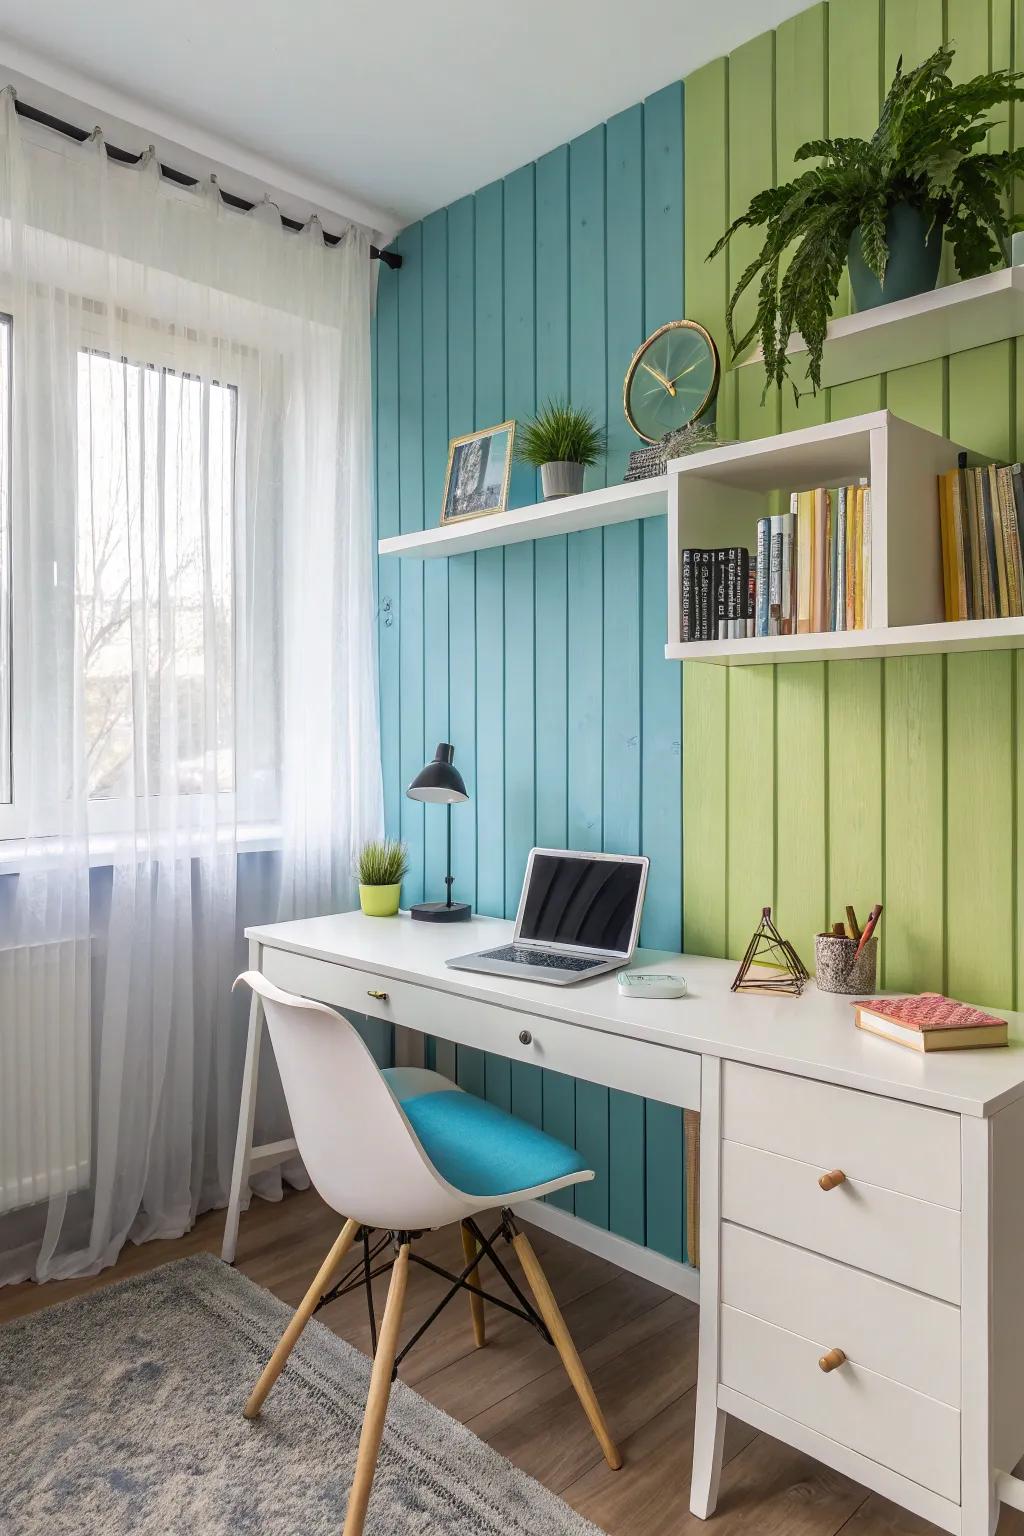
[847,202,942,311]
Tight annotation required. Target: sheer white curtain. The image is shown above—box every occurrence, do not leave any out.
[0,92,382,1283]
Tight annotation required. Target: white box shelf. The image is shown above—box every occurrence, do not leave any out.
[663,410,1021,666]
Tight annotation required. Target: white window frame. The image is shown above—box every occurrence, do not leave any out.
[0,294,281,852]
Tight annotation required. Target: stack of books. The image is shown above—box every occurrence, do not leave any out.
[754,482,872,638]
[937,462,1024,621]
[678,482,872,643]
[854,993,1008,1052]
[680,547,756,641]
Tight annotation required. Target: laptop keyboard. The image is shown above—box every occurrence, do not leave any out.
[478,944,603,973]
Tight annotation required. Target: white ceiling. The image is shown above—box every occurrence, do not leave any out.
[0,0,807,235]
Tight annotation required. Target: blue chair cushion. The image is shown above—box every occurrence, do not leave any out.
[383,1070,589,1198]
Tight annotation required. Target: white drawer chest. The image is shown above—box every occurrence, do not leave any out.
[226,911,1024,1536]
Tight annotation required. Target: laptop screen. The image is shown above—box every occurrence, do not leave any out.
[518,853,645,954]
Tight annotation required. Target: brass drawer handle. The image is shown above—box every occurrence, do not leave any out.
[819,1169,846,1191]
[819,1347,847,1373]
[366,989,389,1002]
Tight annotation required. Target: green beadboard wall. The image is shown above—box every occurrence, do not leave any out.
[374,85,688,1260]
[682,0,1024,1017]
[375,0,1024,1266]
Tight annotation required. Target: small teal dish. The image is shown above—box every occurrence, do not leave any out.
[847,201,942,311]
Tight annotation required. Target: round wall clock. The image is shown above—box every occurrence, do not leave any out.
[623,320,720,445]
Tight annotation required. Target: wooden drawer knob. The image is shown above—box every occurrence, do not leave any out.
[818,1169,846,1191]
[366,988,389,1002]
[819,1347,847,1373]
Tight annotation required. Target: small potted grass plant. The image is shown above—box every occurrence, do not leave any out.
[516,399,606,500]
[357,838,408,917]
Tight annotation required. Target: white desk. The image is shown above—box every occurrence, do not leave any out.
[227,909,1024,1536]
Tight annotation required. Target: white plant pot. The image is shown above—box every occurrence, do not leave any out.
[540,461,585,500]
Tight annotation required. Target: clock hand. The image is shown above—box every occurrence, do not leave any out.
[668,358,703,386]
[641,361,677,397]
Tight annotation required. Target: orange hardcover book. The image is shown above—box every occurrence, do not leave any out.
[854,993,1008,1052]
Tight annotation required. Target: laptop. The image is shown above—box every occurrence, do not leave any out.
[447,848,650,986]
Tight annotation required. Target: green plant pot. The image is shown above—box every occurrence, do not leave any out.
[359,882,401,917]
[848,202,942,311]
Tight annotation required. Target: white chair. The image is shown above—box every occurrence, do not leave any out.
[232,970,621,1536]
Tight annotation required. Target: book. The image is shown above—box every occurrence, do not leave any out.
[695,549,713,640]
[796,489,813,634]
[768,514,784,636]
[988,465,1009,619]
[811,488,829,633]
[1013,465,1024,571]
[755,517,770,637]
[996,465,1023,617]
[853,483,865,629]
[861,484,871,629]
[938,472,954,622]
[680,549,694,641]
[712,550,727,640]
[854,993,1008,1053]
[965,466,984,617]
[845,484,856,630]
[834,485,847,631]
[829,487,843,630]
[780,512,795,634]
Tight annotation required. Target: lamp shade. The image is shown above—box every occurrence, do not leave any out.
[406,742,469,804]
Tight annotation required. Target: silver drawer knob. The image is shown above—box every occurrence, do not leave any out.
[518,1029,533,1046]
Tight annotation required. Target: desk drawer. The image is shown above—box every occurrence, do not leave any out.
[259,947,701,1110]
[722,1061,960,1209]
[720,1304,959,1501]
[721,1223,960,1406]
[721,1139,961,1303]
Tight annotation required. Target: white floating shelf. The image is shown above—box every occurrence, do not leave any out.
[736,265,1024,389]
[666,617,1024,666]
[378,476,669,559]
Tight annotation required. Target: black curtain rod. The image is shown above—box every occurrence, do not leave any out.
[11,96,402,269]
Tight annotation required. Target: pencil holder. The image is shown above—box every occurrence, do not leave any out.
[814,934,878,995]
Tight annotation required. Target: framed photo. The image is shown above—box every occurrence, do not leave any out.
[440,420,515,526]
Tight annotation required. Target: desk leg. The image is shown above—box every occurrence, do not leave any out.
[223,939,265,1264]
[690,1056,726,1519]
[393,1022,426,1071]
[961,1115,998,1536]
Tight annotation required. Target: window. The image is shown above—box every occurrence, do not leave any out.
[0,315,10,808]
[75,351,236,802]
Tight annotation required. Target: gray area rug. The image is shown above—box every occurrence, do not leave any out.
[2,1251,607,1535]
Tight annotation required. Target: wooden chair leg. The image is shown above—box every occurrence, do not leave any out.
[342,1241,410,1536]
[460,1222,486,1347]
[511,1228,622,1471]
[244,1218,359,1420]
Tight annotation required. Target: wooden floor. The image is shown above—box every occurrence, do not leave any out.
[3,1187,1021,1536]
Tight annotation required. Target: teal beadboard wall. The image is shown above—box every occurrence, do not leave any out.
[373,83,688,1260]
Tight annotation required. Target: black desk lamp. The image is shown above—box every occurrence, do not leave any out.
[406,742,471,922]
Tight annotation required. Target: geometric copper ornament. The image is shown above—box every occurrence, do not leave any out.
[731,906,809,996]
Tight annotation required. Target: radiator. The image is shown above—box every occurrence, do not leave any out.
[0,940,91,1215]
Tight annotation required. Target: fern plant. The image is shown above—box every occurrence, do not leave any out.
[709,45,1024,399]
[356,838,409,887]
[516,400,606,467]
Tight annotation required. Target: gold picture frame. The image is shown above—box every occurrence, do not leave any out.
[440,420,516,526]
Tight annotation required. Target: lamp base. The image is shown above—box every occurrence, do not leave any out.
[410,901,472,923]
